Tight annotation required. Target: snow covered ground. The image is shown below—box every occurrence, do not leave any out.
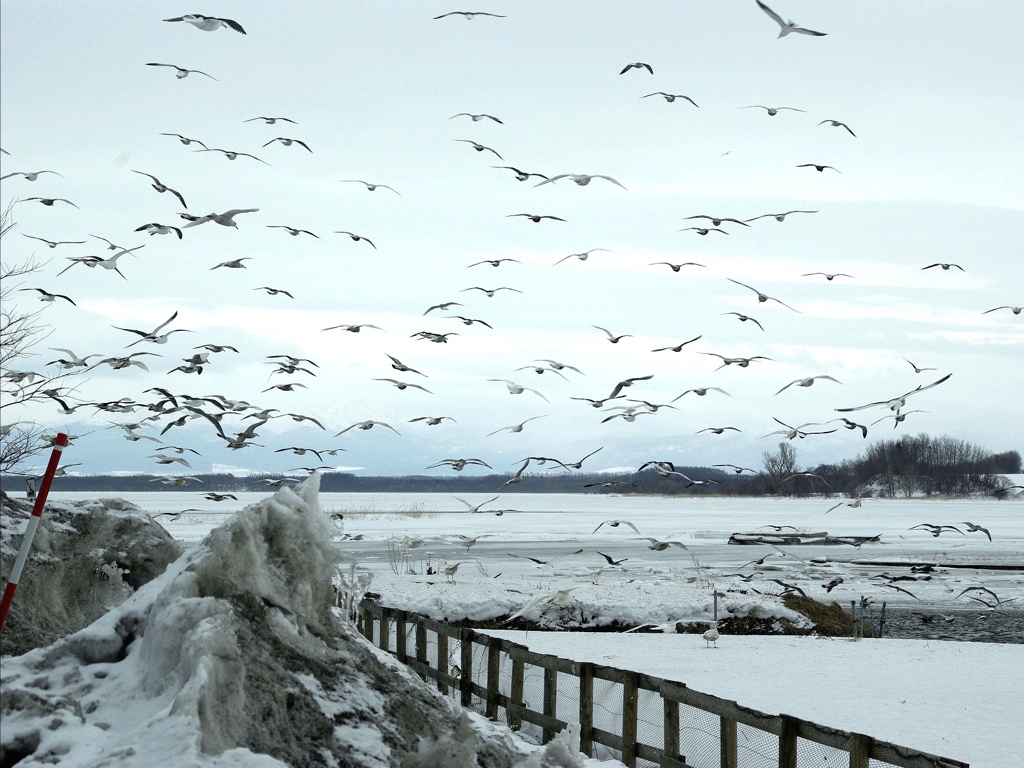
[18,486,1021,766]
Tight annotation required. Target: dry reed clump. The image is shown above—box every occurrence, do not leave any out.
[781,594,873,637]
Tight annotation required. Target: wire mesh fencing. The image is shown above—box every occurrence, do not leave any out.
[357,601,970,768]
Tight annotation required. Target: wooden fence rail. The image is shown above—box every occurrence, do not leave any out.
[357,600,968,768]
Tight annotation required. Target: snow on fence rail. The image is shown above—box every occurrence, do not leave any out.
[356,600,968,768]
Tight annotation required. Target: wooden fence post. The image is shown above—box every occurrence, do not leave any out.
[779,714,799,768]
[361,607,372,641]
[849,733,871,768]
[542,663,558,744]
[621,671,639,767]
[663,691,680,766]
[509,657,524,731]
[380,607,391,653]
[578,662,594,757]
[460,628,474,707]
[437,631,449,694]
[395,609,407,663]
[415,622,427,681]
[720,717,738,768]
[486,638,501,720]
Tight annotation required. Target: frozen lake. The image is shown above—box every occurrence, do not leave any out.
[49,490,1024,619]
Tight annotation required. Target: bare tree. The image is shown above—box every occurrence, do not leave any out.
[0,203,74,473]
[761,442,797,495]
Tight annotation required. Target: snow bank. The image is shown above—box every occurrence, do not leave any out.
[2,477,598,767]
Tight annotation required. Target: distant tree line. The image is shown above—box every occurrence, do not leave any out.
[803,434,1020,498]
[2,434,1017,499]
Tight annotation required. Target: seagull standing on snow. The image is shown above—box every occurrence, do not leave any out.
[703,623,720,648]
[755,1,826,37]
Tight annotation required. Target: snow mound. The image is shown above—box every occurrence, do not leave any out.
[1,476,566,767]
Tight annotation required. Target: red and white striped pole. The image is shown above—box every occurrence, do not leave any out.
[0,432,69,632]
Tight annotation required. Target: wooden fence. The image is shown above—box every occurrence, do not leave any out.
[357,600,968,768]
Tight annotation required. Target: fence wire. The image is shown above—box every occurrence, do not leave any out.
[359,606,966,768]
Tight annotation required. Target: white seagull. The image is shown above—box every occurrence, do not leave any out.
[755,1,826,37]
[145,63,217,80]
[535,174,626,189]
[163,14,246,34]
[181,208,259,229]
[339,179,401,195]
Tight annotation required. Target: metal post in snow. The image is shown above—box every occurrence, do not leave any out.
[0,432,69,632]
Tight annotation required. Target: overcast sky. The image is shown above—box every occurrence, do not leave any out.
[2,1,1022,479]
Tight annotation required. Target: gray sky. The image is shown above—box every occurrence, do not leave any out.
[2,1,1022,478]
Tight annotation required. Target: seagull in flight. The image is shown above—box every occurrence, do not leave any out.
[196,148,269,164]
[922,263,965,271]
[487,415,547,436]
[159,133,208,148]
[983,306,1022,315]
[619,62,654,75]
[334,231,376,248]
[651,335,703,352]
[683,215,749,227]
[593,519,641,535]
[182,208,259,229]
[507,213,566,223]
[145,63,217,80]
[488,379,549,401]
[267,225,319,238]
[1,170,63,181]
[339,179,401,195]
[746,210,818,222]
[22,197,79,208]
[492,166,549,182]
[727,278,801,312]
[22,235,85,248]
[460,286,522,298]
[452,495,500,514]
[742,105,806,116]
[904,358,936,374]
[797,163,841,173]
[679,227,727,236]
[553,248,611,266]
[433,11,506,20]
[802,272,855,281]
[114,311,190,348]
[673,387,730,400]
[468,258,520,268]
[836,374,952,414]
[755,2,826,37]
[19,288,76,306]
[374,378,432,393]
[163,14,246,33]
[246,116,296,124]
[455,139,503,159]
[775,375,842,395]
[131,170,188,208]
[450,113,503,124]
[722,312,764,331]
[387,354,426,376]
[641,92,698,107]
[335,420,401,436]
[701,353,773,370]
[650,262,706,273]
[593,325,632,343]
[135,222,183,239]
[263,137,312,152]
[535,174,626,189]
[819,119,856,136]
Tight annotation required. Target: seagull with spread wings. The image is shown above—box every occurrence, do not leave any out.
[755,1,826,37]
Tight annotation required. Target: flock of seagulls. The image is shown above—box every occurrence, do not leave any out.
[2,1,1017,523]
